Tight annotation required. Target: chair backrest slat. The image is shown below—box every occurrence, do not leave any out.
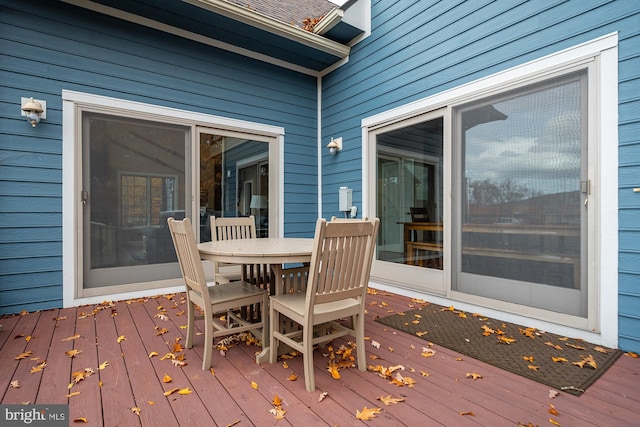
[306,218,379,308]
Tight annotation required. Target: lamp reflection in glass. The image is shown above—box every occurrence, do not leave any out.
[250,195,268,237]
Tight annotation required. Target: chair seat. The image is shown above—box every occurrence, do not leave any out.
[270,292,360,323]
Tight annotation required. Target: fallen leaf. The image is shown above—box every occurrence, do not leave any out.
[10,380,20,388]
[117,335,126,343]
[287,372,298,381]
[156,328,169,336]
[552,357,568,363]
[318,392,328,402]
[163,374,172,383]
[62,334,81,342]
[371,340,381,349]
[572,354,597,369]
[565,343,586,350]
[549,418,561,426]
[148,401,155,405]
[378,395,405,405]
[522,356,534,363]
[99,361,109,370]
[593,346,609,354]
[73,418,88,423]
[420,370,430,377]
[328,365,341,380]
[131,407,141,416]
[355,407,382,420]
[272,394,282,407]
[251,381,258,390]
[421,347,436,358]
[548,390,559,398]
[15,351,33,360]
[497,336,516,344]
[171,359,186,367]
[625,351,639,358]
[30,361,47,374]
[149,351,159,358]
[65,391,81,398]
[548,404,559,416]
[459,411,475,416]
[65,349,82,358]
[466,373,483,380]
[528,365,540,371]
[545,342,563,351]
[163,388,180,396]
[178,388,192,395]
[268,407,286,419]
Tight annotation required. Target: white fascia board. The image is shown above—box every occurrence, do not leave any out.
[61,0,324,76]
[183,0,350,59]
[313,7,344,35]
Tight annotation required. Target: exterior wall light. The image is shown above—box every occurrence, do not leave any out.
[21,97,46,127]
[327,137,342,155]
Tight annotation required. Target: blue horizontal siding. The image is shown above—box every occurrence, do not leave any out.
[0,0,320,314]
[322,0,640,351]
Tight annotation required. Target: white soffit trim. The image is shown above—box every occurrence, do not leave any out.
[183,0,350,58]
[61,0,324,76]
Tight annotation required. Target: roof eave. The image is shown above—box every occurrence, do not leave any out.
[182,0,350,60]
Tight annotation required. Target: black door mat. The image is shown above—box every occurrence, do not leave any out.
[375,302,621,396]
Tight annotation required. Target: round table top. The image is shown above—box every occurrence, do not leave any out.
[197,237,314,264]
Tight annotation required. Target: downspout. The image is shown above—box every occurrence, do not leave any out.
[317,75,323,220]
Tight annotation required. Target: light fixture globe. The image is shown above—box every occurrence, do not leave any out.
[21,97,44,127]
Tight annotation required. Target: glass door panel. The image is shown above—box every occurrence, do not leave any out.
[453,72,587,317]
[199,132,269,241]
[82,113,189,289]
[371,114,445,294]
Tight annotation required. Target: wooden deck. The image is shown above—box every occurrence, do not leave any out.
[1,288,639,426]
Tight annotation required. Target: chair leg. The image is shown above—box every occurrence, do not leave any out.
[303,325,315,392]
[354,313,366,371]
[258,293,267,347]
[186,301,195,349]
[202,311,214,370]
[268,305,278,364]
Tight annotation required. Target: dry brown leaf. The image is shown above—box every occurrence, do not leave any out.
[15,351,33,360]
[593,346,609,354]
[178,388,192,395]
[548,390,559,398]
[10,380,19,388]
[131,407,141,416]
[552,357,568,363]
[250,381,258,389]
[62,334,81,342]
[522,356,534,363]
[162,374,172,383]
[528,365,540,371]
[30,361,47,374]
[287,372,298,381]
[459,411,475,416]
[318,391,328,402]
[149,351,159,358]
[65,391,81,398]
[549,418,561,426]
[355,407,382,420]
[378,395,405,405]
[420,370,430,377]
[99,361,109,370]
[163,388,180,396]
[626,351,639,358]
[548,404,559,416]
[371,340,381,349]
[565,343,586,350]
[65,349,82,358]
[170,359,186,367]
[465,372,483,380]
[272,394,282,407]
[572,354,597,369]
[545,342,563,350]
[416,331,428,337]
[156,328,169,336]
[73,417,88,423]
[268,407,286,419]
[116,335,126,343]
[497,336,516,344]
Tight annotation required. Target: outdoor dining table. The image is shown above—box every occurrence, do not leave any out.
[197,237,314,364]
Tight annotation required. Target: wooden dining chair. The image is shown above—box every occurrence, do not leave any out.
[268,217,380,392]
[210,215,256,284]
[167,217,268,370]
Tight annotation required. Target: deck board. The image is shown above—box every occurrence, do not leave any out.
[1,288,639,426]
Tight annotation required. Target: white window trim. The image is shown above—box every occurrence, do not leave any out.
[62,90,285,308]
[362,33,618,347]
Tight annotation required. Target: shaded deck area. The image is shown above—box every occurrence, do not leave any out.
[1,289,639,426]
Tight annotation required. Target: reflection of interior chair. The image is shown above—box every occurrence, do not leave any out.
[410,207,430,222]
[167,217,268,370]
[268,218,380,392]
